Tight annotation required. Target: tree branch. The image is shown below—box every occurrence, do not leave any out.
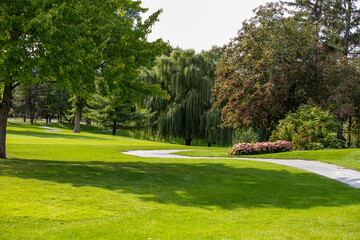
[12,82,20,89]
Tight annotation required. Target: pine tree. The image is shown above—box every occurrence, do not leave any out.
[84,80,159,136]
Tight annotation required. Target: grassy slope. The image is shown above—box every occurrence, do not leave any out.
[1,123,360,239]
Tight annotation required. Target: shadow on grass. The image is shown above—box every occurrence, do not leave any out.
[7,122,132,140]
[1,158,359,210]
[6,129,111,141]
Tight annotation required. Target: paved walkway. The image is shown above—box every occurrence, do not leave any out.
[124,150,360,189]
[39,126,64,132]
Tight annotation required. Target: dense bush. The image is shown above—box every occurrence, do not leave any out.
[232,128,260,145]
[321,135,346,149]
[229,141,292,155]
[292,134,325,150]
[229,142,256,155]
[291,134,312,150]
[270,105,341,150]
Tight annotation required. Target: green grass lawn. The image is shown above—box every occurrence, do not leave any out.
[1,123,360,239]
[176,148,360,171]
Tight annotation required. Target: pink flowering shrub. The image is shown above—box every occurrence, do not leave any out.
[229,140,292,155]
[273,140,292,152]
[228,142,256,155]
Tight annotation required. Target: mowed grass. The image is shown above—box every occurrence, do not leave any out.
[177,148,360,171]
[1,123,360,239]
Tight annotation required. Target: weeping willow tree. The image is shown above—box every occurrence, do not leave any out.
[140,49,233,146]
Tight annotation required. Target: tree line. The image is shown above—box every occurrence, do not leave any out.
[2,0,360,158]
[213,0,360,146]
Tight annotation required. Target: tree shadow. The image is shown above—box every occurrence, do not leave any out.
[1,158,359,210]
[6,129,110,141]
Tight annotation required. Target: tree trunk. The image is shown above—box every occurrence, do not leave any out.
[337,117,344,138]
[112,120,117,136]
[30,112,34,125]
[0,83,13,159]
[347,116,352,147]
[344,0,352,57]
[86,118,91,126]
[185,138,192,146]
[46,115,49,124]
[73,94,81,133]
[23,114,26,122]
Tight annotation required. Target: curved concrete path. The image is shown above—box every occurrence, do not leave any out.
[124,150,360,189]
[39,126,64,132]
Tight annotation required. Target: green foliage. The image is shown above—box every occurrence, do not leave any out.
[84,75,166,135]
[291,134,325,151]
[1,0,168,157]
[213,3,332,129]
[85,94,153,135]
[213,1,360,132]
[269,122,296,143]
[141,49,233,146]
[271,105,341,150]
[200,108,233,147]
[232,128,260,145]
[10,83,71,123]
[322,135,346,149]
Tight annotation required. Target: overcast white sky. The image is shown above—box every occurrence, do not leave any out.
[141,0,278,52]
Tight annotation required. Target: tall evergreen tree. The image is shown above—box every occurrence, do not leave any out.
[84,78,164,136]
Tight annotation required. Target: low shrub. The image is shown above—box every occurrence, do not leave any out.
[292,134,325,150]
[274,140,293,152]
[270,105,341,150]
[321,135,346,149]
[307,142,324,150]
[228,142,256,155]
[292,134,312,150]
[229,141,292,155]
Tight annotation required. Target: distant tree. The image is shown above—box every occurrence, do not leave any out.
[52,86,72,123]
[10,87,28,122]
[10,83,72,124]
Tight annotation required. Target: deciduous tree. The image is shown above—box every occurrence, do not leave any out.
[141,49,233,146]
[0,0,165,158]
